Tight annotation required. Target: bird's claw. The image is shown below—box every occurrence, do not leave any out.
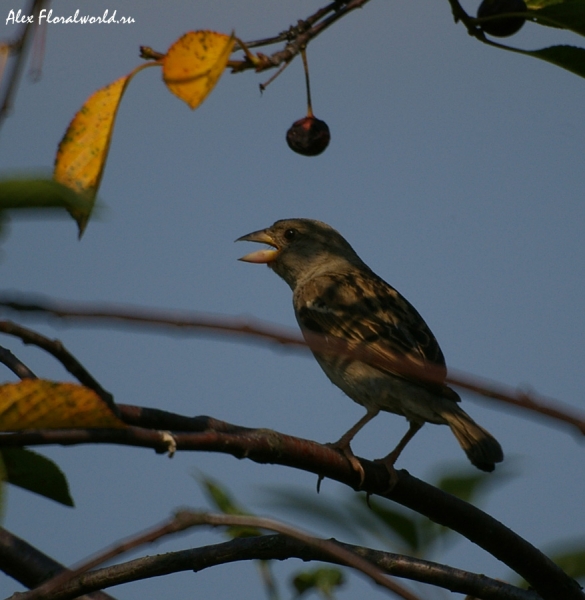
[325,441,366,489]
[316,474,325,493]
[373,455,399,493]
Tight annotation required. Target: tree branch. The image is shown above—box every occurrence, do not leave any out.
[0,409,581,600]
[18,512,425,600]
[139,0,372,75]
[0,0,47,131]
[0,345,36,380]
[1,296,584,436]
[0,320,116,413]
[238,0,372,73]
[8,515,540,600]
[0,527,116,600]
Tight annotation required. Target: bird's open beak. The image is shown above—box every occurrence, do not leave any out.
[236,229,280,263]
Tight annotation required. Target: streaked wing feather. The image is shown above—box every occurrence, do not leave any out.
[295,271,448,383]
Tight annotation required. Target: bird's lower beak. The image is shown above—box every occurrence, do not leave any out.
[236,229,280,264]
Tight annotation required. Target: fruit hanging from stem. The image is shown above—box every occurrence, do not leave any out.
[477,0,527,38]
[286,48,330,156]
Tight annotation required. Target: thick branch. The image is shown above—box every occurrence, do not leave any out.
[0,527,115,600]
[0,410,581,600]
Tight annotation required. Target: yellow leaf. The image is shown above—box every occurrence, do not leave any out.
[53,63,153,237]
[163,30,235,109]
[0,380,126,431]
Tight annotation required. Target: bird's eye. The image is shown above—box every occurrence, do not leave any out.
[284,228,297,241]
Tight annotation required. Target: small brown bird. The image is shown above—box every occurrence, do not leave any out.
[237,218,503,481]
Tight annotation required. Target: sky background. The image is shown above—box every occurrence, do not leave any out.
[1,1,584,598]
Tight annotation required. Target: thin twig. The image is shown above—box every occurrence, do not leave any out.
[180,512,422,600]
[4,530,540,600]
[16,511,421,600]
[0,320,117,414]
[446,0,560,55]
[0,345,37,379]
[248,0,371,72]
[259,60,292,93]
[0,0,46,131]
[234,0,345,51]
[143,0,371,75]
[0,296,583,436]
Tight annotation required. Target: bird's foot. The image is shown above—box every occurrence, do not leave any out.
[325,440,366,488]
[373,453,399,493]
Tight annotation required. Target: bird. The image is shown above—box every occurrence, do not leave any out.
[237,218,503,483]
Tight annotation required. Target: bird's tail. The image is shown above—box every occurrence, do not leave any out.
[442,407,504,472]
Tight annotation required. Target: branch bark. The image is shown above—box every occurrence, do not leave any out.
[10,531,541,600]
[16,512,423,600]
[0,407,581,600]
[0,527,116,600]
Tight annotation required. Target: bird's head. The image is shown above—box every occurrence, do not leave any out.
[237,218,365,288]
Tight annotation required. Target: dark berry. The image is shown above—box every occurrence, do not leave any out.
[286,116,330,156]
[477,0,527,37]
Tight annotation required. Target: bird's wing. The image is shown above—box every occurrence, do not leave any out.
[294,270,450,385]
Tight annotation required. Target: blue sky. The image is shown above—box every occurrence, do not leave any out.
[1,1,584,598]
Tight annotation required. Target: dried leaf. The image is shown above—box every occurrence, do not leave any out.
[163,30,235,109]
[0,380,125,431]
[292,567,345,599]
[53,64,151,236]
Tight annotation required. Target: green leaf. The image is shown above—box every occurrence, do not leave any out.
[292,567,345,599]
[528,0,585,36]
[411,466,516,555]
[422,471,488,549]
[262,486,362,538]
[197,474,261,538]
[520,45,585,77]
[199,474,247,515]
[436,462,516,503]
[357,496,420,553]
[517,541,585,587]
[436,472,493,503]
[0,177,92,214]
[551,547,585,581]
[0,448,74,507]
[476,1,585,80]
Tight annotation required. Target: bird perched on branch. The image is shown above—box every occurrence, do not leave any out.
[237,218,503,483]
